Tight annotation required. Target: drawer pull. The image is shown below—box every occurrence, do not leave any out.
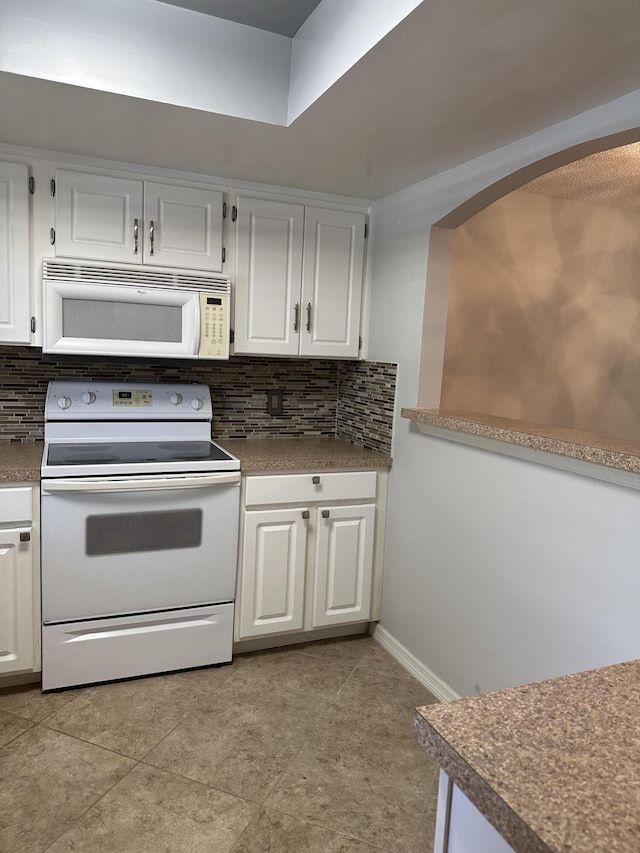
[312,476,320,485]
[301,510,310,519]
[321,509,330,519]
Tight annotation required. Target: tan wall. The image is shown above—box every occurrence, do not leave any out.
[440,191,640,441]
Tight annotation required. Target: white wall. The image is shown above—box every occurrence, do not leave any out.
[0,0,291,125]
[369,90,640,697]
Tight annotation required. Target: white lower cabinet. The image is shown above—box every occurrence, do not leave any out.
[0,485,39,676]
[312,503,375,628]
[239,507,308,638]
[236,471,383,642]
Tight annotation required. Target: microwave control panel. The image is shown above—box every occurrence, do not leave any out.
[199,293,229,358]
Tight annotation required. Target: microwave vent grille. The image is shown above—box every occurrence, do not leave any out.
[42,260,230,294]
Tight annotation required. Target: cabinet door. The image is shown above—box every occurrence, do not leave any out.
[234,196,304,355]
[0,527,33,674]
[312,503,375,627]
[300,207,365,358]
[143,182,224,272]
[55,170,143,263]
[237,507,308,638]
[0,162,30,344]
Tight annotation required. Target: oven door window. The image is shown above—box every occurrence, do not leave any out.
[86,508,202,556]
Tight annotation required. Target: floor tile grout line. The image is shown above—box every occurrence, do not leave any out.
[264,802,398,852]
[40,758,142,853]
[0,721,37,752]
[36,719,151,763]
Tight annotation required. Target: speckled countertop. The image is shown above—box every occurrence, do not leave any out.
[0,439,390,482]
[218,437,392,472]
[414,660,640,852]
[0,441,43,482]
[402,407,640,474]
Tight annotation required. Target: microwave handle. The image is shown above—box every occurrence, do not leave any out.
[149,220,155,255]
[133,218,139,254]
[41,472,241,495]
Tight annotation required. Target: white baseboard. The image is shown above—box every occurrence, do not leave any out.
[370,624,461,702]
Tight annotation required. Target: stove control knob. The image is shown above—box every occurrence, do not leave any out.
[57,396,72,410]
[191,397,204,411]
[169,393,183,406]
[81,391,96,405]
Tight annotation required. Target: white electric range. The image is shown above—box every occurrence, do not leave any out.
[40,381,240,691]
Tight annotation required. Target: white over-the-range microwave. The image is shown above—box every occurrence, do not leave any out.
[42,259,231,360]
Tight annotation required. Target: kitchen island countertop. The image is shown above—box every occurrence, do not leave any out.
[414,659,640,852]
[0,441,43,482]
[218,437,392,472]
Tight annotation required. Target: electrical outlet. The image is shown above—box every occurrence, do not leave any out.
[266,389,283,416]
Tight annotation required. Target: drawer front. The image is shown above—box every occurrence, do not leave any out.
[245,471,377,507]
[42,603,233,691]
[0,487,32,524]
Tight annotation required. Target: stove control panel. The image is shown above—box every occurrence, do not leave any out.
[45,382,213,421]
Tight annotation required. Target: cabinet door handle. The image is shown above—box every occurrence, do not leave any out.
[321,509,330,519]
[312,475,320,485]
[306,302,312,332]
[294,302,300,332]
[133,218,139,254]
[301,510,310,519]
[19,531,31,542]
[149,220,155,255]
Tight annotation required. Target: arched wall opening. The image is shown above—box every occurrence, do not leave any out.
[418,129,640,443]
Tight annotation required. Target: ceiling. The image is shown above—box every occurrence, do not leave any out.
[520,143,640,213]
[0,0,638,200]
[156,0,322,37]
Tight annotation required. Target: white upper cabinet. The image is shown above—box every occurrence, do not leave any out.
[143,182,223,271]
[234,195,366,358]
[234,197,304,355]
[55,171,143,264]
[0,162,31,344]
[300,207,365,358]
[54,170,224,272]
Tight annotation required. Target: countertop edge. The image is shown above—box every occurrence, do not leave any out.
[401,408,640,481]
[413,711,551,853]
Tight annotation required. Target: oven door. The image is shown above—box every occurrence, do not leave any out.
[41,472,240,623]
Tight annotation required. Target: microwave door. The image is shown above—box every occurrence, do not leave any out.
[43,280,199,359]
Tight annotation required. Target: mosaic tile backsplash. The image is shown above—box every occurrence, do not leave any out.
[0,347,396,455]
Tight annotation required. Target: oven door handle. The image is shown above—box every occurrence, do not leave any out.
[41,472,241,494]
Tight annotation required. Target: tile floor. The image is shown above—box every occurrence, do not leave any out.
[0,635,440,852]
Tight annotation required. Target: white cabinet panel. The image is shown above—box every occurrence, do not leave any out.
[234,196,304,355]
[0,527,33,674]
[0,162,31,344]
[55,171,224,272]
[238,507,308,638]
[300,207,365,358]
[312,504,375,627]
[245,471,377,507]
[233,196,366,358]
[143,182,223,271]
[55,170,143,263]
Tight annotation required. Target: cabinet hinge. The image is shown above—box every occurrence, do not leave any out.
[222,247,226,264]
[28,176,35,194]
[31,316,37,334]
[222,201,227,219]
[50,178,56,197]
[358,336,362,351]
[364,222,368,238]
[50,228,56,245]
[231,205,237,222]
[229,328,235,345]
